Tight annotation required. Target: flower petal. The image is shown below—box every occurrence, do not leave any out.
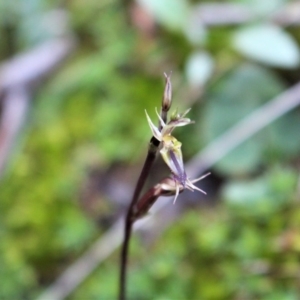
[162,117,194,135]
[155,107,166,128]
[145,110,162,141]
[186,178,207,194]
[180,108,191,118]
[173,181,180,204]
[160,177,184,204]
[191,172,211,184]
[186,174,210,195]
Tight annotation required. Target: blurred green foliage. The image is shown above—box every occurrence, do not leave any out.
[0,0,299,299]
[73,168,300,300]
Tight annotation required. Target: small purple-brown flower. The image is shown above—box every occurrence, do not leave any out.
[145,108,209,203]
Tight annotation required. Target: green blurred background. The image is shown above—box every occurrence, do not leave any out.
[1,0,300,299]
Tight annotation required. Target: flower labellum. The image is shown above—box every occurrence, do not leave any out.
[160,135,186,186]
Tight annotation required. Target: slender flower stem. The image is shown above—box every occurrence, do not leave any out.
[119,137,159,300]
[119,73,172,300]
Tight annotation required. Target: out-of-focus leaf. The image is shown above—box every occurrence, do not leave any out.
[224,178,268,206]
[215,140,263,175]
[185,51,214,87]
[137,0,190,32]
[183,9,207,45]
[233,24,300,69]
[223,168,297,217]
[267,111,300,158]
[201,64,285,175]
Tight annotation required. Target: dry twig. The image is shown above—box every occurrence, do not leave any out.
[192,2,300,27]
[0,37,75,177]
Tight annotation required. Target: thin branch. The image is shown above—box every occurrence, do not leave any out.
[0,87,30,176]
[119,137,159,300]
[186,81,300,177]
[191,2,300,27]
[119,73,172,300]
[0,37,75,94]
[0,36,75,178]
[37,81,300,300]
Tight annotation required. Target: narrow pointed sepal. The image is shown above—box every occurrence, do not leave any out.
[145,110,162,141]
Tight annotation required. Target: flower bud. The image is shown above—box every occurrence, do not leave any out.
[162,72,172,111]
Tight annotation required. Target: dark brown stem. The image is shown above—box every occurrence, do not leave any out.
[119,219,132,300]
[119,73,172,300]
[119,137,159,300]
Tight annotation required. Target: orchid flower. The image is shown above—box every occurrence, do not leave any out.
[145,108,209,203]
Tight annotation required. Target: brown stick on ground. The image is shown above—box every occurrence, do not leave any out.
[0,37,75,177]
